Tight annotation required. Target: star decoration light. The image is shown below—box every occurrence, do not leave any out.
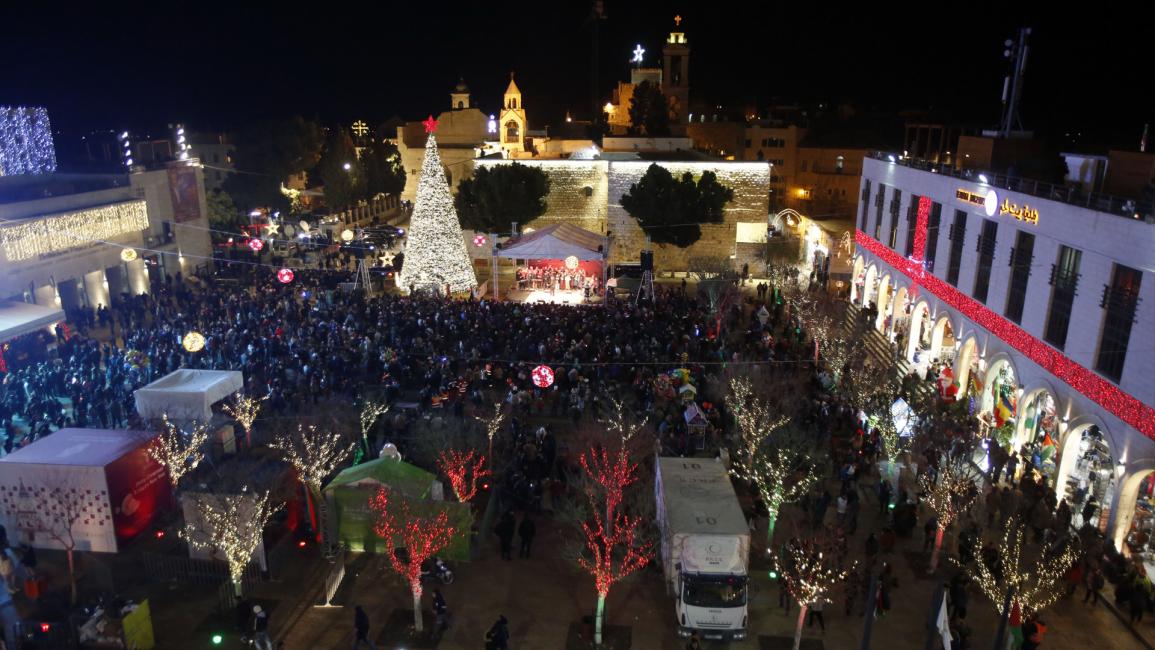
[631,44,645,64]
[150,413,210,488]
[422,115,438,134]
[263,222,281,236]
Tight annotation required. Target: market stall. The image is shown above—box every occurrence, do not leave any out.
[133,368,244,422]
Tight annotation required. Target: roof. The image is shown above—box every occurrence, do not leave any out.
[683,402,707,424]
[505,75,521,96]
[497,223,605,261]
[324,457,435,498]
[656,457,748,535]
[0,428,155,467]
[0,300,64,343]
[133,369,244,422]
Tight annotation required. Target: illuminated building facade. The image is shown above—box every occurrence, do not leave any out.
[852,153,1155,550]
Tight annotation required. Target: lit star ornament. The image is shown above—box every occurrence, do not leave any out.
[277,268,295,284]
[532,365,555,388]
[263,222,281,236]
[423,115,438,134]
[631,44,645,64]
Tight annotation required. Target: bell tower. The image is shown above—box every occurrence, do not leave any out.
[499,72,528,156]
[661,15,690,135]
[450,78,471,110]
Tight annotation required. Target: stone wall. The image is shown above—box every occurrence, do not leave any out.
[607,161,770,270]
[474,160,608,235]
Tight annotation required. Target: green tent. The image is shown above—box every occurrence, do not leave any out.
[323,457,472,560]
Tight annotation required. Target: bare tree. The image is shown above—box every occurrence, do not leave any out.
[11,479,88,603]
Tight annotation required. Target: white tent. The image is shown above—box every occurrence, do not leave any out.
[134,369,244,422]
[496,223,605,261]
[0,300,64,343]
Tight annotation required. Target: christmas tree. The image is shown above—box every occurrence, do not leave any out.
[397,115,477,295]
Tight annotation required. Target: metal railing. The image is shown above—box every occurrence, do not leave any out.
[866,151,1153,221]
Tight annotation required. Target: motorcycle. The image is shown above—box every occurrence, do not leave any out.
[421,556,454,584]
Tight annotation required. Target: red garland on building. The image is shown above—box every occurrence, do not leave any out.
[856,230,1155,439]
[436,448,490,502]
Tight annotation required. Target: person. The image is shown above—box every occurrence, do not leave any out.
[0,551,15,594]
[685,631,702,649]
[432,588,449,637]
[807,599,825,631]
[518,515,536,558]
[1084,566,1105,605]
[485,615,510,650]
[1020,614,1046,650]
[495,512,515,561]
[352,605,377,650]
[252,605,272,650]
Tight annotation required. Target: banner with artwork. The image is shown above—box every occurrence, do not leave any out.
[167,165,201,223]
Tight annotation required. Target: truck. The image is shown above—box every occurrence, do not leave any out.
[655,457,750,641]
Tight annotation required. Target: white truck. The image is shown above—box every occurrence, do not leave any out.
[655,457,750,641]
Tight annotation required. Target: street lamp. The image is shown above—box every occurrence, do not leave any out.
[343,162,352,171]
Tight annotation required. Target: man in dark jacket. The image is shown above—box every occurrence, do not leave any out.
[518,515,536,558]
[352,605,377,649]
[495,512,515,560]
[486,615,510,650]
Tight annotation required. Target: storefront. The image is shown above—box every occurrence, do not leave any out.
[1059,425,1117,532]
[1017,391,1062,484]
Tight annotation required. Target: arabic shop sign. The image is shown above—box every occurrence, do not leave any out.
[998,197,1040,224]
[956,188,987,208]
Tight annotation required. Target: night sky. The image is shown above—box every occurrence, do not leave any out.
[1,1,1151,148]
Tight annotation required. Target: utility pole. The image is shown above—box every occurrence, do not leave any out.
[998,27,1032,138]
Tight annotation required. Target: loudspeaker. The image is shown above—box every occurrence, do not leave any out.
[640,250,653,271]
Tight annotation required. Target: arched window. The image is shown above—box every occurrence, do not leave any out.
[509,98,517,109]
[505,121,519,143]
[457,101,464,109]
[836,155,845,172]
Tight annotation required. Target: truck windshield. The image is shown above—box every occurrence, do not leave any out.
[682,576,747,608]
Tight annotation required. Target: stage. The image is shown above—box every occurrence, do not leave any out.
[504,288,601,305]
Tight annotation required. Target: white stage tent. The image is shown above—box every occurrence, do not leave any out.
[0,300,64,343]
[496,223,605,261]
[134,368,244,422]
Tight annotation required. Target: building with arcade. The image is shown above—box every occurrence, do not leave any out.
[850,152,1155,552]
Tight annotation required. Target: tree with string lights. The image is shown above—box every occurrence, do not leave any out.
[752,436,818,543]
[221,392,264,448]
[962,517,1078,617]
[358,401,390,462]
[370,487,457,632]
[149,413,210,490]
[774,536,855,650]
[476,402,506,463]
[436,448,490,502]
[726,375,790,483]
[921,461,977,571]
[575,444,654,645]
[396,115,476,295]
[184,490,279,597]
[270,424,356,538]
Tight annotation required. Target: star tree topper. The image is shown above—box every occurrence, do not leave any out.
[423,115,438,134]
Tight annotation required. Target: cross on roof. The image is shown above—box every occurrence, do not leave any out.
[674,14,682,26]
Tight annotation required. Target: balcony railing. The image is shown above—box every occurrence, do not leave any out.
[865,151,1153,221]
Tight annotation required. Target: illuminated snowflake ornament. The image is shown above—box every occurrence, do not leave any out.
[277,268,295,284]
[532,365,555,388]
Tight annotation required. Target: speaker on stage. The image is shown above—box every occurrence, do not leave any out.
[640,250,653,272]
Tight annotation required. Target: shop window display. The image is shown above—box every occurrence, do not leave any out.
[981,363,1018,447]
[1019,392,1060,484]
[1064,426,1116,534]
[1126,474,1155,556]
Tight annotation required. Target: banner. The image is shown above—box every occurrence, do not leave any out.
[167,166,201,223]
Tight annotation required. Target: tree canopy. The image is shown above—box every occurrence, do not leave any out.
[222,116,324,212]
[318,126,361,211]
[362,138,406,198]
[619,164,734,248]
[628,81,670,136]
[455,163,551,234]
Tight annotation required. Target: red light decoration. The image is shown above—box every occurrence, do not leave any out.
[247,238,264,252]
[436,448,491,502]
[473,234,487,247]
[40,623,50,633]
[297,540,307,548]
[422,115,439,134]
[912,195,930,266]
[155,530,165,539]
[370,487,456,615]
[532,364,555,388]
[277,268,295,284]
[856,230,1155,440]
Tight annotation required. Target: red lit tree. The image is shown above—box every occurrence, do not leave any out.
[436,448,490,502]
[577,446,653,645]
[370,487,456,632]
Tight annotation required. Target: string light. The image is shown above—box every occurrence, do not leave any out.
[477,402,507,461]
[577,442,653,646]
[961,517,1078,616]
[149,413,210,488]
[370,487,457,632]
[360,401,390,441]
[0,106,56,175]
[269,424,356,494]
[774,538,855,642]
[181,331,205,352]
[184,490,279,594]
[920,461,976,570]
[0,200,148,262]
[221,392,264,445]
[753,444,818,541]
[436,448,490,502]
[857,230,1155,439]
[397,126,477,295]
[727,375,790,483]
